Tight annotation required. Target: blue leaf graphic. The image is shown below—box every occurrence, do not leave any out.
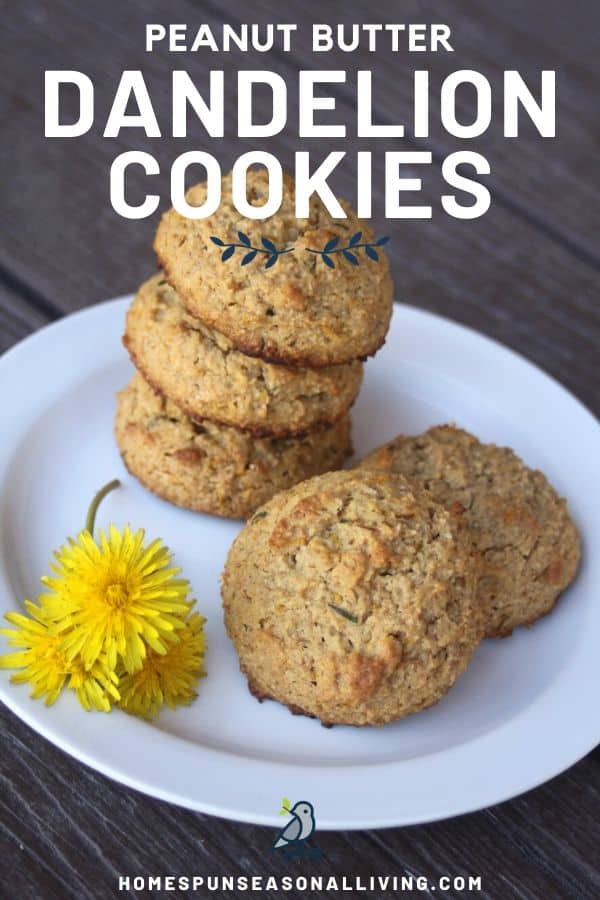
[261,237,277,253]
[242,250,257,266]
[343,250,359,265]
[210,236,224,246]
[238,231,251,246]
[349,232,362,246]
[365,246,379,261]
[323,238,339,253]
[322,254,335,268]
[265,255,278,269]
[376,236,390,246]
[221,246,235,261]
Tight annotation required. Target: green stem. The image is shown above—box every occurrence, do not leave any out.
[85,479,121,535]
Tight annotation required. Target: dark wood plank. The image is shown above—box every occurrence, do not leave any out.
[246,0,600,261]
[2,705,599,900]
[0,282,52,354]
[1,710,600,900]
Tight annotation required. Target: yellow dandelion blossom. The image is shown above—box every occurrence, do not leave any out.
[118,612,207,720]
[0,600,119,711]
[42,524,192,674]
[0,480,207,715]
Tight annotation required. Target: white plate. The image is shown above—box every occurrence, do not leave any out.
[1,298,598,830]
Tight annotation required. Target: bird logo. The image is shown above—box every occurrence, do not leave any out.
[272,798,319,856]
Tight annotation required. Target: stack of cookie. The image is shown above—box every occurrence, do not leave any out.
[115,170,394,519]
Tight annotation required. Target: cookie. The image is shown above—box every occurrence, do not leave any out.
[356,425,581,637]
[222,469,482,726]
[154,169,394,368]
[115,373,353,520]
[124,274,363,438]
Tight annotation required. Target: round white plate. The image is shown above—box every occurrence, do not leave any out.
[1,298,598,829]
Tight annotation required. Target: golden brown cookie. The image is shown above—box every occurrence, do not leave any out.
[357,425,581,637]
[124,274,363,438]
[222,469,482,726]
[115,373,353,520]
[154,170,394,368]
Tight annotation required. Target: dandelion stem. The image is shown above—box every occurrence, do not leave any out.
[85,480,121,536]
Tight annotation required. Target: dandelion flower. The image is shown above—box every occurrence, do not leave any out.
[0,479,206,716]
[0,600,119,711]
[65,655,120,712]
[118,612,207,720]
[42,523,192,674]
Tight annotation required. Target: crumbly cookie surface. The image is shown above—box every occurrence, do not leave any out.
[154,170,394,367]
[124,274,363,437]
[357,425,581,637]
[115,373,353,520]
[222,469,482,725]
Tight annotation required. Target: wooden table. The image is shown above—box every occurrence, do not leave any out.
[1,2,599,897]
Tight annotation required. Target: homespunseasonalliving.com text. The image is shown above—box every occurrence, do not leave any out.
[118,873,484,892]
[44,22,556,221]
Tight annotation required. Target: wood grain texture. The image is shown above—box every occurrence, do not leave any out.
[247,0,600,261]
[2,704,600,900]
[0,0,598,897]
[0,281,52,353]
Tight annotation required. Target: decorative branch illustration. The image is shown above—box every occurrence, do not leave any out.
[210,230,390,269]
[305,232,390,268]
[210,232,294,269]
